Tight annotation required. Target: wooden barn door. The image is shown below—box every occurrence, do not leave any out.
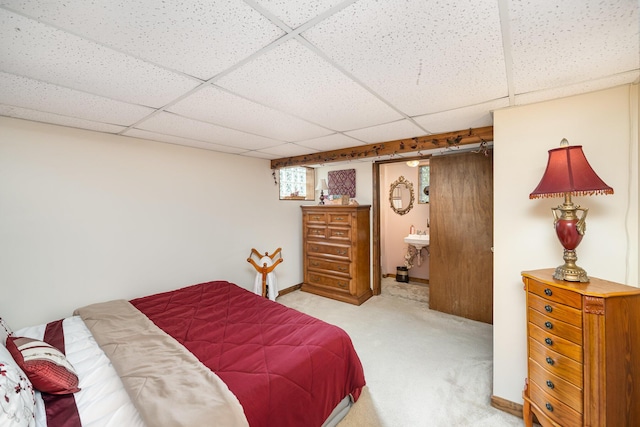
[429,150,493,324]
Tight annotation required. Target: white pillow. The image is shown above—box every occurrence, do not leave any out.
[1,317,12,346]
[0,345,36,427]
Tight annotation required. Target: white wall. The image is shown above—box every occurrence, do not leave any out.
[492,84,639,404]
[0,117,306,329]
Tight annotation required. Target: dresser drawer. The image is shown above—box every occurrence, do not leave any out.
[529,338,583,388]
[308,257,350,277]
[528,293,582,327]
[528,281,582,309]
[529,359,583,413]
[305,212,327,224]
[327,212,351,226]
[305,225,326,239]
[327,226,351,241]
[529,380,583,427]
[307,272,351,292]
[529,307,583,345]
[307,242,351,260]
[529,322,582,362]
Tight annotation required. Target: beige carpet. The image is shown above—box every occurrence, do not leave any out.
[278,279,521,427]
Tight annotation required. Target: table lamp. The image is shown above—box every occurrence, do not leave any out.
[529,139,613,282]
[316,179,329,205]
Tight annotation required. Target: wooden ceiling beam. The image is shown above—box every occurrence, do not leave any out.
[270,126,493,169]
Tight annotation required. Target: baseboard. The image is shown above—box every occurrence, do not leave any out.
[278,283,302,297]
[490,395,523,419]
[384,274,429,285]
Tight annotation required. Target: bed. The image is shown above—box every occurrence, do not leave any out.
[0,280,366,426]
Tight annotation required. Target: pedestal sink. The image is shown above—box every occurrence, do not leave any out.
[404,234,430,266]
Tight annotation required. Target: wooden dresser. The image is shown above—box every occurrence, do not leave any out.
[522,269,640,427]
[301,205,372,305]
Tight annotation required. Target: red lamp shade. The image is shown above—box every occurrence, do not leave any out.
[530,145,613,199]
[529,141,613,282]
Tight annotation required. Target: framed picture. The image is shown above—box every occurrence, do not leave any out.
[418,165,430,204]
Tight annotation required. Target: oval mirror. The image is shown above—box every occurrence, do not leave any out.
[389,176,415,215]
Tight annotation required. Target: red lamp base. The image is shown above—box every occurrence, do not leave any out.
[552,202,590,283]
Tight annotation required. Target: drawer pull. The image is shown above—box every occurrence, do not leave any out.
[338,267,347,271]
[311,262,319,267]
[545,305,553,313]
[545,337,553,346]
[544,288,553,296]
[546,357,554,366]
[545,403,553,412]
[335,216,344,220]
[311,246,319,251]
[335,231,345,236]
[336,249,347,255]
[544,321,553,329]
[546,380,554,389]
[312,216,321,220]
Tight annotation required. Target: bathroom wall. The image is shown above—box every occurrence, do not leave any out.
[381,161,430,281]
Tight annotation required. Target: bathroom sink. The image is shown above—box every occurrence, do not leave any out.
[404,234,429,249]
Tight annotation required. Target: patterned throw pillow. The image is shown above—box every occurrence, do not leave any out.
[0,345,35,427]
[6,337,80,395]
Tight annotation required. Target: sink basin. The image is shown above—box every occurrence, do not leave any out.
[404,234,429,249]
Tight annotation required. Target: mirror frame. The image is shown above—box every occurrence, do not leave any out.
[389,176,415,215]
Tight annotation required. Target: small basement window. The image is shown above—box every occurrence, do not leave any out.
[279,166,315,201]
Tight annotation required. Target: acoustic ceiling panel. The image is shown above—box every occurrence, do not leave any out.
[0,72,154,126]
[123,128,248,154]
[303,0,509,116]
[254,0,348,28]
[216,39,404,131]
[167,85,333,142]
[0,9,201,108]
[508,0,639,94]
[0,0,285,80]
[295,133,367,152]
[345,119,426,144]
[0,104,127,134]
[413,98,510,134]
[133,111,283,151]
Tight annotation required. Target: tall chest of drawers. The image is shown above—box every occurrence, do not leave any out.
[522,269,640,427]
[301,205,372,305]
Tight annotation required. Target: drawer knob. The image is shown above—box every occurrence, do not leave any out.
[546,380,554,389]
[545,305,553,313]
[546,357,554,366]
[545,337,553,346]
[544,288,553,296]
[545,402,553,412]
[544,321,553,329]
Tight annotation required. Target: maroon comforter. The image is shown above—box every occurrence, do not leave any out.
[130,281,365,427]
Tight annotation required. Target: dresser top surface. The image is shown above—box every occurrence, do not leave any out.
[522,269,640,298]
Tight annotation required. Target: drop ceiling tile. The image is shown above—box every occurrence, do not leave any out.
[0,10,201,108]
[254,0,348,28]
[167,85,332,142]
[344,119,425,143]
[259,143,321,157]
[216,39,403,131]
[0,104,126,133]
[302,0,508,116]
[296,133,365,151]
[509,1,639,94]
[0,72,154,126]
[134,112,283,151]
[241,150,280,160]
[1,0,284,80]
[514,71,640,106]
[123,128,248,154]
[413,98,509,134]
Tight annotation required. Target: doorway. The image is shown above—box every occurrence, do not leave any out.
[372,150,494,324]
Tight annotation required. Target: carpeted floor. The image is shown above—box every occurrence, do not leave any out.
[277,278,522,427]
